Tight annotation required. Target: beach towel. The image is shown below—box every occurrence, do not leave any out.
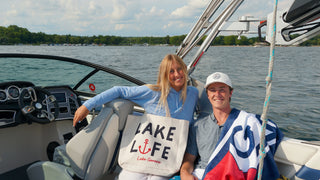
[203,109,283,180]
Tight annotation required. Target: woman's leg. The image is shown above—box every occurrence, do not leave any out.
[118,169,170,180]
[118,169,148,180]
[149,175,170,180]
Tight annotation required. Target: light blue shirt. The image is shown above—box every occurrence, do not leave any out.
[83,85,199,122]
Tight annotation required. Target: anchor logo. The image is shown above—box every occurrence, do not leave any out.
[139,139,151,154]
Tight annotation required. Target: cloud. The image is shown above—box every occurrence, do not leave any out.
[6,9,18,17]
[161,0,210,35]
[236,0,294,19]
[0,0,297,36]
[114,24,126,30]
[135,6,166,21]
[108,1,128,20]
[171,0,209,18]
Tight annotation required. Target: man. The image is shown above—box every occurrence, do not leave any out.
[180,72,283,180]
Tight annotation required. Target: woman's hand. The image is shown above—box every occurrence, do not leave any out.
[73,105,89,127]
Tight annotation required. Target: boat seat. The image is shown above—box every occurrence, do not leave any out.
[27,99,134,180]
[189,78,212,117]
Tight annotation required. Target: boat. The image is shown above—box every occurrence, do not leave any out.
[0,0,320,179]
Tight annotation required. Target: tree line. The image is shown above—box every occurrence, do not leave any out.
[1,25,320,46]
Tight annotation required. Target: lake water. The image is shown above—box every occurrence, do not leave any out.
[1,45,319,141]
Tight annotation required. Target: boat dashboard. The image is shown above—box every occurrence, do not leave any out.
[0,81,82,128]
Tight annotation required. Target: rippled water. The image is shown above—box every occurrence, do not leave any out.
[1,45,319,140]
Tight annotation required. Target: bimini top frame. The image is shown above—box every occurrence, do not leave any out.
[178,0,320,75]
[176,0,245,75]
[266,0,320,45]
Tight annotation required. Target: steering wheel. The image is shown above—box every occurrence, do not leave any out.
[19,86,59,123]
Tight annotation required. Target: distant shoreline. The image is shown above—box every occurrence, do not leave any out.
[1,44,319,47]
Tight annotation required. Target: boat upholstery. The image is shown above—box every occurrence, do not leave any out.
[275,137,320,179]
[53,144,71,167]
[189,78,212,116]
[27,99,134,180]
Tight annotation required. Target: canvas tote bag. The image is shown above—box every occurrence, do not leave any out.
[118,113,189,177]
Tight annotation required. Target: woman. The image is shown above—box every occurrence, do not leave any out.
[73,54,198,180]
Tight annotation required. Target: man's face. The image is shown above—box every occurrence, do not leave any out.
[206,82,233,110]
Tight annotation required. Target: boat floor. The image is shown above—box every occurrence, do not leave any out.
[0,162,35,180]
[0,162,119,180]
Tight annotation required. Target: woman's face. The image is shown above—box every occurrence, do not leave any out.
[169,61,185,91]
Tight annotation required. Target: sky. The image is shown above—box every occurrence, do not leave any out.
[0,0,294,37]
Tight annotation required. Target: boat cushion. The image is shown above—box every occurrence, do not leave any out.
[27,161,74,180]
[107,99,135,131]
[66,99,134,179]
[27,99,134,180]
[53,144,70,167]
[66,106,114,179]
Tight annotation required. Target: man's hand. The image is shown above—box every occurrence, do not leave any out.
[180,171,198,180]
[180,153,198,180]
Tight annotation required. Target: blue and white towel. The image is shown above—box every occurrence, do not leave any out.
[203,109,283,180]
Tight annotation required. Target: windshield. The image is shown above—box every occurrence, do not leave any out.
[0,55,143,94]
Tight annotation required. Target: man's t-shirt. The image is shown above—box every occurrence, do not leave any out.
[186,113,224,169]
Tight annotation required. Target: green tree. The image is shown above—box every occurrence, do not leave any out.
[235,36,249,45]
[211,36,223,45]
[53,34,66,44]
[165,35,170,44]
[2,25,320,46]
[169,35,186,46]
[69,36,82,44]
[223,35,236,45]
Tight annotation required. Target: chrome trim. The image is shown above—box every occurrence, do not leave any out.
[21,106,35,114]
[0,110,16,126]
[0,89,7,102]
[7,85,21,100]
[21,87,31,99]
[28,87,37,102]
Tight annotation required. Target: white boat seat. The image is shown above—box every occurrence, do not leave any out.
[27,99,134,180]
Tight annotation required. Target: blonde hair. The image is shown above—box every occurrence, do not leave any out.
[146,54,188,116]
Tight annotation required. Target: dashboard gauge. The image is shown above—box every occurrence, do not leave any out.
[0,90,7,102]
[21,88,31,99]
[7,85,20,100]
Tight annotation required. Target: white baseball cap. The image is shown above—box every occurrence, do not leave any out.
[205,72,232,88]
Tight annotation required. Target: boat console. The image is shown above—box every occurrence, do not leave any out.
[43,86,81,121]
[0,81,81,128]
